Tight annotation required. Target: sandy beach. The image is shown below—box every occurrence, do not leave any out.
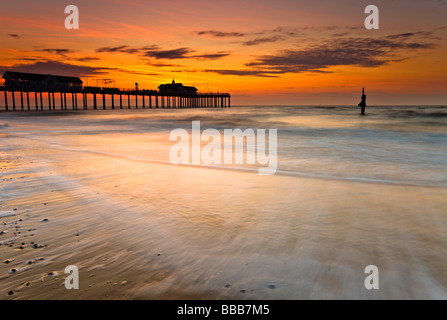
[1,108,447,300]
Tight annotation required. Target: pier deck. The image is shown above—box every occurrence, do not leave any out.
[0,86,230,111]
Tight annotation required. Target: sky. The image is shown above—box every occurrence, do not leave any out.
[0,0,446,105]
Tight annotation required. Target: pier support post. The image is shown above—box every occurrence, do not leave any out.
[20,91,24,110]
[103,93,106,110]
[94,93,97,110]
[26,91,30,110]
[12,91,16,111]
[111,94,114,109]
[4,90,8,111]
[120,94,122,109]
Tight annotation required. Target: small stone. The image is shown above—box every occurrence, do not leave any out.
[8,290,14,296]
[224,284,231,288]
[121,281,128,286]
[240,289,246,293]
[9,268,17,273]
[41,219,49,222]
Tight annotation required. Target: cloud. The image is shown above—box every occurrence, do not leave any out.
[204,69,280,77]
[242,36,282,46]
[0,60,107,77]
[195,30,246,37]
[8,34,19,38]
[206,33,436,77]
[142,47,193,59]
[0,60,159,79]
[192,52,231,60]
[40,48,76,57]
[386,31,442,40]
[96,44,230,60]
[146,61,183,67]
[72,56,101,62]
[243,38,432,74]
[95,45,141,54]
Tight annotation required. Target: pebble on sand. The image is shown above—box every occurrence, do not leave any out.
[266,283,276,290]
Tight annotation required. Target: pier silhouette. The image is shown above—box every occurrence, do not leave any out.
[0,72,230,111]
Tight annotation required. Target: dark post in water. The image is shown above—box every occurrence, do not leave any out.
[358,87,367,115]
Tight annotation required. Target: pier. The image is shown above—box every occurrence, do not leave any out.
[0,86,231,111]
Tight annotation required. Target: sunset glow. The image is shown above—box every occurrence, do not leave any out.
[1,0,446,105]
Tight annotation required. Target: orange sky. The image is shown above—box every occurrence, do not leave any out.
[0,0,446,105]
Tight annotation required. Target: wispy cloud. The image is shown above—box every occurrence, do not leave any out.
[0,59,159,78]
[8,33,19,38]
[204,69,280,77]
[96,44,230,60]
[192,52,231,60]
[142,47,193,59]
[73,56,101,62]
[206,32,437,76]
[194,30,246,37]
[95,45,141,54]
[0,60,107,77]
[242,36,282,46]
[40,48,76,57]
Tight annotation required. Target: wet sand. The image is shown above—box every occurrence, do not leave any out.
[1,108,447,300]
[1,144,447,300]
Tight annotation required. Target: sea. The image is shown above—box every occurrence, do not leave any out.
[0,105,446,299]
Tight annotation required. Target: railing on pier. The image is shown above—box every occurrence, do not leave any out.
[0,85,231,111]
